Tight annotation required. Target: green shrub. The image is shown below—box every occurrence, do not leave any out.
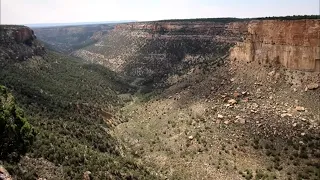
[0,85,36,162]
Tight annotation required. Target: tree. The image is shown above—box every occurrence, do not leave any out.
[0,85,36,162]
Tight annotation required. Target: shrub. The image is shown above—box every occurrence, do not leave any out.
[0,85,36,162]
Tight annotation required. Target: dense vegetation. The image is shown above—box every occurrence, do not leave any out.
[155,15,319,23]
[0,85,36,162]
[0,51,155,179]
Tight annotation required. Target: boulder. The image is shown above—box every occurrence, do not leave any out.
[0,166,12,180]
[83,171,91,180]
[307,83,319,90]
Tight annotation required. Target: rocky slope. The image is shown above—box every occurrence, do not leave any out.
[72,21,246,79]
[0,25,45,62]
[1,18,319,179]
[0,25,156,180]
[113,51,320,179]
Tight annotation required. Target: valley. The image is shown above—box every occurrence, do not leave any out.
[0,16,319,180]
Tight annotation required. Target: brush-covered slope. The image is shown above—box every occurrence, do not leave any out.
[0,25,156,180]
[0,25,45,62]
[72,20,241,80]
[0,85,36,162]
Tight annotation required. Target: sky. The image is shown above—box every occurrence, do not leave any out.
[1,0,319,25]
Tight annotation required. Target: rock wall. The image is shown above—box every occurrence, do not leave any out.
[0,25,45,61]
[73,19,320,78]
[73,21,248,78]
[230,20,320,72]
[115,21,248,42]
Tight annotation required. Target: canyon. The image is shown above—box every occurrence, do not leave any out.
[68,19,320,79]
[1,17,320,180]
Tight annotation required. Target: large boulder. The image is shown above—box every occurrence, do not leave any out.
[0,166,12,180]
[14,27,36,45]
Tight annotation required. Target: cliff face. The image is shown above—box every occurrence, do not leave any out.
[73,21,248,78]
[115,21,248,42]
[72,19,320,79]
[0,25,45,61]
[230,20,320,72]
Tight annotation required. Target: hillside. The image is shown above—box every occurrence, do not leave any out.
[72,18,319,81]
[71,18,320,179]
[0,25,156,179]
[0,17,319,180]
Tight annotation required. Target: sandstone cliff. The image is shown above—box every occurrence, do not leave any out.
[230,20,320,72]
[0,25,45,62]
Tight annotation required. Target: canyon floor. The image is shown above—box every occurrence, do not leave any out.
[113,59,320,180]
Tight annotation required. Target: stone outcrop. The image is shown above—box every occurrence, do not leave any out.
[115,21,248,42]
[230,20,320,72]
[0,25,45,61]
[0,166,12,180]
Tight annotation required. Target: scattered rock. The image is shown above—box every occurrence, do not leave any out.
[306,83,319,90]
[217,114,224,119]
[83,171,92,180]
[188,136,194,140]
[233,92,241,98]
[281,113,292,118]
[292,123,297,127]
[295,106,305,112]
[239,118,246,124]
[268,70,275,76]
[228,99,237,105]
[224,120,230,125]
[241,98,249,103]
[236,116,246,124]
[301,132,306,136]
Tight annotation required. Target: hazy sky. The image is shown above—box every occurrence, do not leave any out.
[1,0,319,24]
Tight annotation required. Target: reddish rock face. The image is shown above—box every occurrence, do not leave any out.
[14,27,36,44]
[230,19,320,72]
[0,25,45,61]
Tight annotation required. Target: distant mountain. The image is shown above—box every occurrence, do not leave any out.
[26,20,136,28]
